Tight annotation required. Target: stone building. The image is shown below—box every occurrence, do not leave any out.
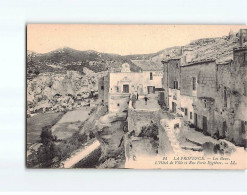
[98,62,163,113]
[161,44,247,147]
[161,57,181,113]
[180,59,217,135]
[214,46,247,146]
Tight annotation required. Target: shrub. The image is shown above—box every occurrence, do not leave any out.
[40,126,57,144]
[138,123,159,141]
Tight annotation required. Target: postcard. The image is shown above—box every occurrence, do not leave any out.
[26,24,247,169]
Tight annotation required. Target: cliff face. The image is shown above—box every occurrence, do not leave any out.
[27,68,107,115]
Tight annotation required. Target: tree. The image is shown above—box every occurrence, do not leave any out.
[40,126,56,144]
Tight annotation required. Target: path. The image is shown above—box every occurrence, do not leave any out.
[62,139,101,168]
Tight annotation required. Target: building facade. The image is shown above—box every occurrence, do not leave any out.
[99,62,163,113]
[161,44,247,147]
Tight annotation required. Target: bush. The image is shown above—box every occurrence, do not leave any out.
[138,123,159,141]
[55,132,88,161]
[37,142,58,168]
[40,126,57,144]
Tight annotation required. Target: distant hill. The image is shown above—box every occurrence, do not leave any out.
[26,47,142,77]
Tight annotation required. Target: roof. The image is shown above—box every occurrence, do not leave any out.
[131,60,163,71]
[181,58,215,67]
[161,56,182,63]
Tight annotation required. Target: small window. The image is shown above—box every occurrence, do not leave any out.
[241,121,246,134]
[192,77,196,90]
[190,112,193,119]
[181,107,184,112]
[174,81,178,89]
[224,87,227,107]
[185,108,188,116]
[117,103,120,107]
[101,86,104,90]
[150,72,153,80]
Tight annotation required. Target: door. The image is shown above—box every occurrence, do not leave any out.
[194,113,198,128]
[203,116,208,134]
[172,102,177,113]
[222,121,227,138]
[123,85,129,93]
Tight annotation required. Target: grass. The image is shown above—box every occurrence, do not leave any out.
[26,112,65,144]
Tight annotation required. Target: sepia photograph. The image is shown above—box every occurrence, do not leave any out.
[26,24,247,169]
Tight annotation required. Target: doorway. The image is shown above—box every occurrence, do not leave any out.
[203,116,208,134]
[194,113,198,128]
[123,84,129,93]
[172,102,177,113]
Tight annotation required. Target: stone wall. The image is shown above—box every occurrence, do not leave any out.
[103,74,109,105]
[162,61,169,107]
[213,48,247,146]
[98,77,104,104]
[167,59,181,89]
[180,60,217,98]
[193,97,215,135]
[108,93,130,113]
[125,100,160,162]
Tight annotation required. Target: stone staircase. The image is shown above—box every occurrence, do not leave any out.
[160,119,183,155]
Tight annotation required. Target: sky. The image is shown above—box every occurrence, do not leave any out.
[27,24,246,55]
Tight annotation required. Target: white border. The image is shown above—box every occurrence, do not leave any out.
[0,0,247,192]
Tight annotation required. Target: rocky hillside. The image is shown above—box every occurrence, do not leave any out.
[26,68,106,115]
[27,47,141,77]
[146,31,245,64]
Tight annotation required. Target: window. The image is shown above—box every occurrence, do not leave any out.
[174,81,178,89]
[150,72,153,80]
[241,121,246,134]
[123,85,129,93]
[224,87,227,107]
[101,86,104,90]
[244,53,247,63]
[190,112,193,119]
[185,108,188,116]
[117,103,120,107]
[192,77,196,90]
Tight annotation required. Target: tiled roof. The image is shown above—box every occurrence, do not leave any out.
[131,60,163,71]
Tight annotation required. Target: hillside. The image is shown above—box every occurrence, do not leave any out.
[145,32,245,64]
[27,47,141,78]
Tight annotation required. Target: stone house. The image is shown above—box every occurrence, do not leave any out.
[161,57,181,113]
[214,46,247,146]
[98,62,163,113]
[180,59,217,135]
